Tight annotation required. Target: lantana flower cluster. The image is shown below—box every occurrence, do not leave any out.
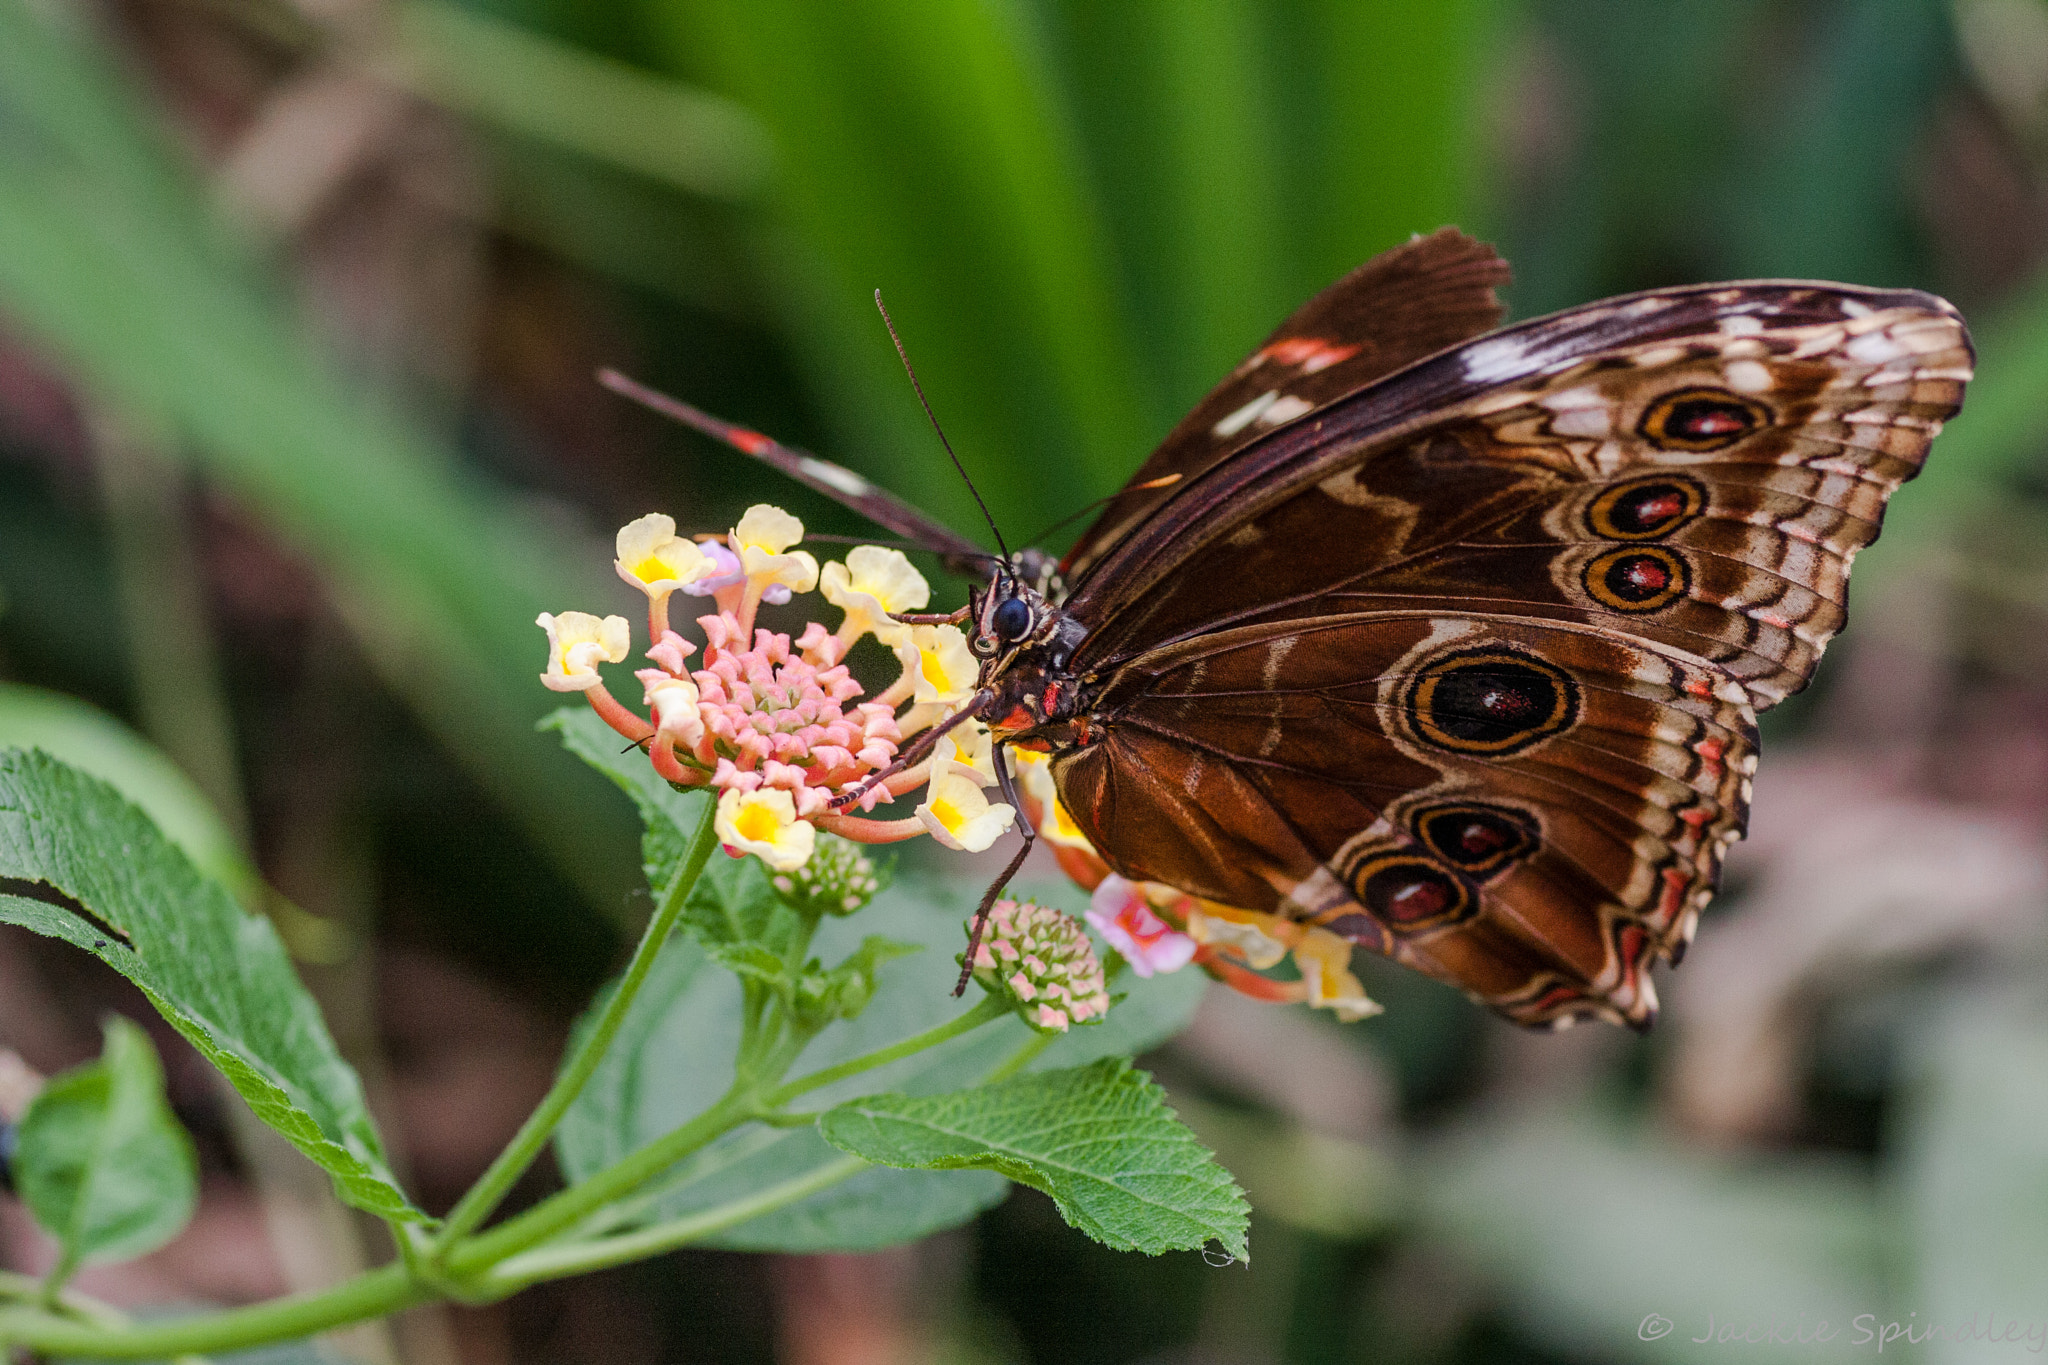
[542,502,1376,1025]
[969,901,1112,1033]
[539,504,1017,875]
[1012,751,1382,1022]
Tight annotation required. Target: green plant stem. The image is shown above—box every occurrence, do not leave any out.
[0,1271,125,1325]
[0,1264,428,1359]
[480,1155,871,1292]
[431,797,720,1250]
[982,1029,1057,1084]
[444,1085,758,1278]
[762,994,1009,1107]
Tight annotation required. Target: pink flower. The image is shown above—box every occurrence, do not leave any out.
[1086,875,1197,978]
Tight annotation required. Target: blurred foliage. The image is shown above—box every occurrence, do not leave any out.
[2,0,2048,1360]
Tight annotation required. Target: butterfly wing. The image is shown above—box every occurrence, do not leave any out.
[1056,612,1753,1027]
[1060,228,1510,580]
[1052,283,1971,1026]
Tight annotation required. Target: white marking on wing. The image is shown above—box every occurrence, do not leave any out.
[1259,394,1315,427]
[1846,330,1909,363]
[1214,390,1279,437]
[1550,406,1612,438]
[1718,315,1766,335]
[1462,336,1538,383]
[798,457,871,498]
[1723,359,1773,393]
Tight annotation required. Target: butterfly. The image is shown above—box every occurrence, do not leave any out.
[612,228,1973,1029]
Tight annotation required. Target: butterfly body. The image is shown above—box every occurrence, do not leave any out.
[647,228,1973,1029]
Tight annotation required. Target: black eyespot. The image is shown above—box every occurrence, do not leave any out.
[1638,386,1769,452]
[992,595,1032,642]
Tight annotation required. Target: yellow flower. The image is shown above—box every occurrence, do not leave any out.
[916,770,1017,852]
[820,546,930,646]
[934,719,997,787]
[731,504,819,596]
[715,787,815,871]
[1184,902,1290,970]
[538,611,630,692]
[614,514,713,598]
[1293,928,1382,1022]
[893,624,978,706]
[1014,749,1093,850]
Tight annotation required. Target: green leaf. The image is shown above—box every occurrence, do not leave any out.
[0,0,635,911]
[0,748,423,1222]
[541,707,708,902]
[684,846,811,961]
[801,935,921,1026]
[819,1056,1248,1260]
[393,2,773,202]
[0,684,348,964]
[556,873,1207,1251]
[546,706,813,964]
[15,1016,198,1272]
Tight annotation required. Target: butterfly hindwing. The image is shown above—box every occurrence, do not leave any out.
[1055,611,1756,1027]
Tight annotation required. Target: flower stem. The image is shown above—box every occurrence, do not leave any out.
[762,994,1008,1109]
[444,1085,757,1278]
[479,1155,871,1292]
[0,1264,427,1359]
[432,794,720,1250]
[981,1029,1056,1084]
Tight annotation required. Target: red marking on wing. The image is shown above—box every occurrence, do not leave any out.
[1258,337,1364,373]
[1657,867,1690,920]
[1678,806,1714,828]
[1683,677,1713,699]
[727,427,774,456]
[1692,736,1726,778]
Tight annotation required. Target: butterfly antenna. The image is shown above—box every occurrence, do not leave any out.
[1023,474,1182,547]
[874,291,1011,562]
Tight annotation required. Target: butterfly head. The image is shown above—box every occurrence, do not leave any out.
[966,565,1091,742]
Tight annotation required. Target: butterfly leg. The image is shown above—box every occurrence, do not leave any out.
[952,743,1036,996]
[828,691,992,810]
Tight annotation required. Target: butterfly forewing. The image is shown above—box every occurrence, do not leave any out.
[1061,228,1510,580]
[1050,277,1969,1026]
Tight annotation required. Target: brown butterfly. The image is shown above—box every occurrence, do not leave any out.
[606,229,1973,1029]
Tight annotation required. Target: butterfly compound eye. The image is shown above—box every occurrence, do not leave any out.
[992,595,1032,642]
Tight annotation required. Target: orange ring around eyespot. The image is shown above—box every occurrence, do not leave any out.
[1584,475,1708,542]
[1583,545,1691,613]
[1406,648,1579,757]
[1341,852,1474,935]
[1638,386,1770,452]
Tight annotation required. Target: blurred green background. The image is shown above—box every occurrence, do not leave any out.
[4,0,2048,1361]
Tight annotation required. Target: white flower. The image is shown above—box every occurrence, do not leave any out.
[614,514,714,598]
[916,770,1017,852]
[820,546,930,646]
[715,787,815,871]
[731,504,819,596]
[538,611,630,692]
[893,624,978,706]
[641,672,704,749]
